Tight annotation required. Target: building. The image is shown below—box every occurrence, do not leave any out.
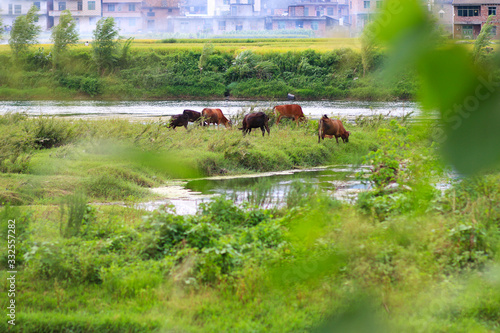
[101,0,143,33]
[50,0,102,33]
[1,0,49,30]
[349,0,380,34]
[452,0,500,38]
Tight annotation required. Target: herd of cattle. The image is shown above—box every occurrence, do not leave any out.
[168,104,350,144]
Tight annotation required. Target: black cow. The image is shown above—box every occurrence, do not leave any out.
[183,109,202,123]
[239,112,270,137]
[168,113,189,130]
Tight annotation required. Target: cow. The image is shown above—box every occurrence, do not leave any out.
[318,115,350,143]
[201,108,231,128]
[273,104,306,125]
[183,109,202,124]
[239,112,270,137]
[168,113,189,130]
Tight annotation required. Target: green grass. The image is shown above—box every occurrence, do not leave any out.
[0,113,498,332]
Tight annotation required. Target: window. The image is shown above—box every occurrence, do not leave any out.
[278,21,286,29]
[311,21,319,30]
[168,8,172,12]
[440,12,443,18]
[223,0,229,4]
[14,4,21,14]
[108,4,115,11]
[364,1,370,9]
[147,20,154,30]
[117,5,121,11]
[327,7,333,15]
[231,5,237,15]
[296,21,303,28]
[78,1,82,10]
[304,7,309,16]
[129,4,135,11]
[88,1,96,10]
[181,22,189,32]
[489,7,496,16]
[34,2,41,10]
[59,2,66,10]
[129,18,136,26]
[491,26,497,35]
[236,23,243,30]
[8,4,12,14]
[457,6,479,17]
[218,21,226,30]
[147,10,155,16]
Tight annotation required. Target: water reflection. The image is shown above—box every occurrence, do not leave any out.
[136,166,371,214]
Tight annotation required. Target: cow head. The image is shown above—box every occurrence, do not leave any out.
[342,131,350,143]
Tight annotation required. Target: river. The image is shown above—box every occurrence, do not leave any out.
[0,100,418,120]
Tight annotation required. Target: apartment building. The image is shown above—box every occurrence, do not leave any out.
[101,0,142,33]
[50,0,102,33]
[1,0,49,30]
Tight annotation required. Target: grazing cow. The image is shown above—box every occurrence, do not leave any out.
[239,112,270,137]
[183,109,202,124]
[201,108,231,128]
[318,115,350,143]
[168,113,189,130]
[273,104,306,125]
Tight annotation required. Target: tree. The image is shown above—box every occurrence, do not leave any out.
[360,22,379,77]
[472,15,494,64]
[92,17,120,74]
[0,12,4,41]
[9,5,42,57]
[51,10,79,65]
[198,42,214,72]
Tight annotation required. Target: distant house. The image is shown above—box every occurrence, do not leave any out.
[432,0,453,35]
[2,0,49,30]
[349,0,379,34]
[50,0,102,33]
[452,0,500,39]
[101,0,143,33]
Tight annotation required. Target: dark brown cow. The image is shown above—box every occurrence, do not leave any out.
[183,109,202,123]
[273,104,306,125]
[239,112,270,137]
[168,113,189,130]
[318,115,350,143]
[201,108,231,128]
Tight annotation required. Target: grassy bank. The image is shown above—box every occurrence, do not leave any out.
[1,113,499,332]
[0,39,414,101]
[1,158,499,332]
[0,112,410,205]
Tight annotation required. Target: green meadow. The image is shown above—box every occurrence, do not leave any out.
[0,111,499,332]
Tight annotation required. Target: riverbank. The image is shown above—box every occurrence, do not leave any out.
[0,39,416,101]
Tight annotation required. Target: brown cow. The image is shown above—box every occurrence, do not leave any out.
[318,115,350,143]
[273,104,306,125]
[201,108,231,128]
[239,112,270,137]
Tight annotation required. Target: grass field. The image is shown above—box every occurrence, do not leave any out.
[0,112,499,332]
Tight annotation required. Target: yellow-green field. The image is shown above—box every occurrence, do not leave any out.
[0,38,362,55]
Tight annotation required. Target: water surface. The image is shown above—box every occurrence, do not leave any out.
[0,100,418,120]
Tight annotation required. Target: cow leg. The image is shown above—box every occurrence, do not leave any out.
[336,136,339,144]
[260,126,265,137]
[265,125,270,136]
[276,115,282,124]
